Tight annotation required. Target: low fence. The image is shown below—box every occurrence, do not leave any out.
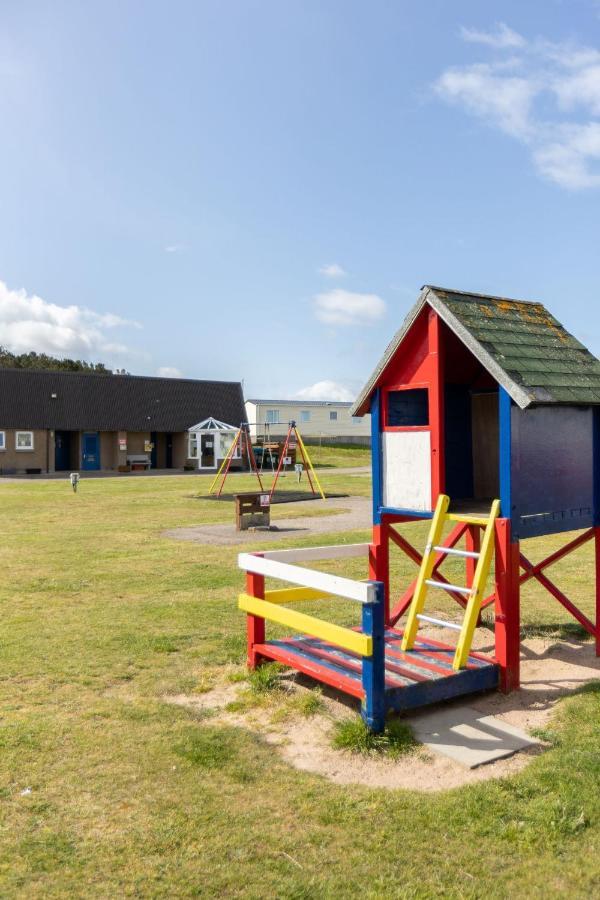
[238,543,385,729]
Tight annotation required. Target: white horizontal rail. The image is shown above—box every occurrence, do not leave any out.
[261,543,370,563]
[433,545,480,559]
[238,551,374,604]
[426,579,472,596]
[417,614,462,632]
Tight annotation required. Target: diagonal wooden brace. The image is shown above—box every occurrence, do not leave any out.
[389,523,469,624]
[519,551,596,636]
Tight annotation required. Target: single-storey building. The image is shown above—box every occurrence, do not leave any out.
[245,398,371,445]
[0,369,246,475]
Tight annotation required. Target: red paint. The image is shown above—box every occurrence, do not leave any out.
[254,641,365,698]
[596,528,600,656]
[518,528,593,586]
[428,310,445,505]
[369,523,390,624]
[466,525,482,625]
[246,566,265,669]
[494,519,520,692]
[389,523,470,623]
[519,552,595,636]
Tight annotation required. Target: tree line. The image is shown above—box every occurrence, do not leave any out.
[0,347,112,374]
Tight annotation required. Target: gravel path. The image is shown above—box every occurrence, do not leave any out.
[163,496,372,546]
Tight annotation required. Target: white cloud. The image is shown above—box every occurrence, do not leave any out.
[460,23,526,50]
[313,288,386,326]
[436,64,537,138]
[435,26,600,188]
[295,380,355,402]
[157,366,183,378]
[0,279,140,359]
[318,263,347,278]
[164,244,185,253]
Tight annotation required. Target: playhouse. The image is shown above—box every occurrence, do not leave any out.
[237,286,600,731]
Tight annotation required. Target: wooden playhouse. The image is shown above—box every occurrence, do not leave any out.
[238,286,600,730]
[352,285,600,692]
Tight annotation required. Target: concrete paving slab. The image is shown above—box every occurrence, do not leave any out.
[409,705,540,769]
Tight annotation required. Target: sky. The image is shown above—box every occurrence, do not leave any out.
[2,1,600,401]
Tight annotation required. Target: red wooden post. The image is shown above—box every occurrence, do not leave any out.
[466,524,482,625]
[428,310,445,505]
[595,527,600,657]
[369,522,390,625]
[494,518,520,691]
[246,569,265,669]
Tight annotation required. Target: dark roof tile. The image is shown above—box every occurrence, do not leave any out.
[0,369,246,431]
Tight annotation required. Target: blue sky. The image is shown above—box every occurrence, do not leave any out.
[2,1,600,400]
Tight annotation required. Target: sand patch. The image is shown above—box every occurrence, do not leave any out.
[167,635,600,792]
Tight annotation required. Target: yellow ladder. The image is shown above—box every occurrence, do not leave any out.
[400,494,500,670]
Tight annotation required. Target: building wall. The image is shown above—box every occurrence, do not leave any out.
[100,431,117,470]
[0,428,50,472]
[245,401,370,441]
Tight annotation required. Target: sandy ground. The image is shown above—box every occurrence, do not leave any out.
[170,632,600,792]
[163,496,372,545]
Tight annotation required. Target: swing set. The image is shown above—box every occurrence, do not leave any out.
[208,420,326,501]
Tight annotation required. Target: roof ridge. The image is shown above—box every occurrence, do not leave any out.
[0,367,242,386]
[424,285,543,306]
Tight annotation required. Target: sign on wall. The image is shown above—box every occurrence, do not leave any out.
[119,438,127,451]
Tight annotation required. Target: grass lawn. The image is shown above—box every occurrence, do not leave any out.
[300,442,370,469]
[1,471,600,897]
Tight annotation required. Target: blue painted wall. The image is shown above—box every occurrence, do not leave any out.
[510,405,594,539]
[370,389,382,525]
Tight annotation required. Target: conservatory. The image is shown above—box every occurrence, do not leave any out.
[187,417,241,470]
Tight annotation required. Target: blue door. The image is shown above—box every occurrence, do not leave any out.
[82,432,100,470]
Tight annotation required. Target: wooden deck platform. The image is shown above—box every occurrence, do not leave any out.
[255,628,499,713]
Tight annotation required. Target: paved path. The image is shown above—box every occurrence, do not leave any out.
[163,496,372,546]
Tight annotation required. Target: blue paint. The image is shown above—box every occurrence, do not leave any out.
[511,405,595,540]
[370,389,382,525]
[361,581,386,733]
[385,662,499,712]
[379,506,433,519]
[81,431,101,470]
[593,407,600,526]
[499,387,512,524]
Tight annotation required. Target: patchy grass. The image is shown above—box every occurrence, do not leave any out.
[1,472,600,895]
[248,661,287,693]
[332,716,420,759]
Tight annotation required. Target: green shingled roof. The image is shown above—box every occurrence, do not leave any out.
[351,286,600,414]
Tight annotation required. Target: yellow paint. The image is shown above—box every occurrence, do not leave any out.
[208,427,242,494]
[401,493,450,651]
[238,593,372,656]
[264,586,334,604]
[294,428,326,500]
[400,495,500,668]
[452,498,500,670]
[447,513,489,527]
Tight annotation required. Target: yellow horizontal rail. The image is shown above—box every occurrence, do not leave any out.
[238,593,372,656]
[447,513,489,527]
[264,587,335,604]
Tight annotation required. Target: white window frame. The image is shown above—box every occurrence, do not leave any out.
[219,433,241,459]
[265,409,280,425]
[16,431,34,451]
[0,431,5,450]
[188,433,199,458]
[329,410,338,421]
[300,410,311,423]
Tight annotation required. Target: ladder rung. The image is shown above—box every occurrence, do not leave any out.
[433,545,480,559]
[426,579,472,595]
[416,614,462,632]
[447,513,489,527]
